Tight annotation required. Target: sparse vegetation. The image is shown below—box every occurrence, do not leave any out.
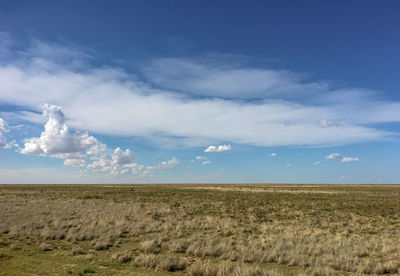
[1,184,400,275]
[38,242,53,251]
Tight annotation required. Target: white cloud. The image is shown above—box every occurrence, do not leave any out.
[325,153,341,160]
[112,147,135,166]
[64,159,86,167]
[342,157,360,163]
[205,144,231,153]
[120,169,129,175]
[86,142,107,156]
[137,157,179,175]
[202,160,211,165]
[0,40,399,149]
[130,163,145,175]
[144,57,329,99]
[319,119,340,128]
[87,156,112,172]
[204,145,217,152]
[85,147,136,175]
[286,163,292,168]
[4,139,19,149]
[20,104,105,160]
[15,104,178,177]
[160,157,179,169]
[196,155,207,160]
[104,147,137,175]
[86,149,178,176]
[0,118,8,132]
[0,118,9,147]
[269,153,277,157]
[313,161,321,165]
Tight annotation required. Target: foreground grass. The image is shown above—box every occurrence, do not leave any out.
[1,184,400,275]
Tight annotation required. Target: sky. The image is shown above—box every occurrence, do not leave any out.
[0,0,399,184]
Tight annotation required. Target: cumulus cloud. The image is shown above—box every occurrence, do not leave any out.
[196,156,207,160]
[324,153,359,163]
[112,147,135,166]
[286,163,292,168]
[0,40,399,148]
[204,145,217,152]
[86,147,140,175]
[160,157,179,169]
[16,104,178,177]
[109,148,137,175]
[87,156,112,172]
[342,157,360,163]
[86,142,107,156]
[325,153,341,160]
[138,157,179,175]
[64,159,86,167]
[202,160,211,165]
[86,148,178,176]
[20,104,105,160]
[313,161,321,165]
[269,153,277,157]
[205,144,231,153]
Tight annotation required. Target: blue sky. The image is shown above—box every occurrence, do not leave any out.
[0,0,399,183]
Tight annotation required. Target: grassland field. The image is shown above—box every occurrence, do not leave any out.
[1,184,400,276]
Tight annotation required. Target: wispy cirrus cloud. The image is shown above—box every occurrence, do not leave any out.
[319,119,340,128]
[0,118,16,148]
[0,39,399,149]
[342,157,360,163]
[143,57,330,100]
[0,118,7,147]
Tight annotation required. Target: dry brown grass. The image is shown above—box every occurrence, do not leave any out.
[1,184,400,275]
[187,260,281,276]
[38,242,53,251]
[182,186,344,194]
[112,250,134,263]
[132,254,187,272]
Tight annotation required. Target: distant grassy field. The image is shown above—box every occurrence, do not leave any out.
[1,184,400,276]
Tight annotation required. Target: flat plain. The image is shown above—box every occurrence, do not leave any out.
[0,184,399,276]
